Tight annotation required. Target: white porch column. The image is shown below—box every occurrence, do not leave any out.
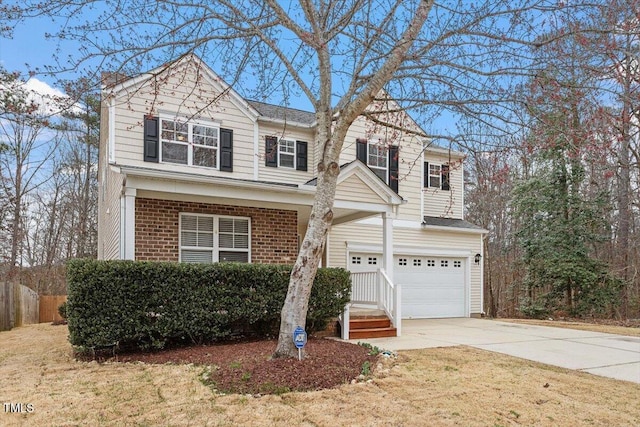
[123,188,136,260]
[382,211,393,280]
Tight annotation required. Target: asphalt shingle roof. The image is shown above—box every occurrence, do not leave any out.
[422,216,484,230]
[247,100,316,125]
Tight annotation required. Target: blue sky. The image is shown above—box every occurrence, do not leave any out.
[0,14,84,97]
[0,11,458,139]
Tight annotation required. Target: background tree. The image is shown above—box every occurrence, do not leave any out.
[0,69,63,275]
[6,0,626,349]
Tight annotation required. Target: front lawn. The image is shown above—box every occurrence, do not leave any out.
[1,323,639,426]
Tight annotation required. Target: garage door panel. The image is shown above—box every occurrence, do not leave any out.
[396,255,466,319]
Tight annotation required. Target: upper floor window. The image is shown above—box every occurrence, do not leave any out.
[356,138,399,193]
[265,136,308,171]
[367,144,388,183]
[278,139,296,168]
[143,115,233,171]
[161,118,219,168]
[429,164,441,188]
[424,162,451,191]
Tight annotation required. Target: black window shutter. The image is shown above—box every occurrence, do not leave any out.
[143,116,159,163]
[441,164,450,190]
[423,161,429,187]
[356,138,367,163]
[220,128,233,172]
[389,145,399,193]
[296,140,308,171]
[265,136,278,167]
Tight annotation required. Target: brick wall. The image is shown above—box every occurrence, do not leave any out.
[135,198,298,264]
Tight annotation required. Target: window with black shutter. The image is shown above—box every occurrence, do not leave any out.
[356,138,399,193]
[265,136,307,170]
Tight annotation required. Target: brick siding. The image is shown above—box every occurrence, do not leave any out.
[135,198,298,264]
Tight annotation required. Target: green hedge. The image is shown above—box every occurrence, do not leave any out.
[66,260,350,351]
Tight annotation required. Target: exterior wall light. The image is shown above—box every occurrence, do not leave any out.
[474,253,482,265]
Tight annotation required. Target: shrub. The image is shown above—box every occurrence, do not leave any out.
[66,259,350,352]
[58,301,67,319]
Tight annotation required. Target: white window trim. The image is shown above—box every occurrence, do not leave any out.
[179,213,251,263]
[278,138,296,169]
[159,115,221,169]
[367,142,388,184]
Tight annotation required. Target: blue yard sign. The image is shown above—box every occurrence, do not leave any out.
[293,326,307,360]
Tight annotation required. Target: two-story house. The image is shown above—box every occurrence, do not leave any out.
[98,54,486,339]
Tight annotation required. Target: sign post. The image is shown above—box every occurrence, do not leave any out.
[292,326,307,361]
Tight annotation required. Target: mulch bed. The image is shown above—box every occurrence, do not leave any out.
[87,338,378,395]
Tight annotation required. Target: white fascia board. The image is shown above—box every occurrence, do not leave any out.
[424,143,466,159]
[256,116,317,129]
[118,166,316,206]
[345,242,473,258]
[108,98,116,163]
[356,216,488,234]
[253,120,259,180]
[333,199,393,213]
[421,224,488,235]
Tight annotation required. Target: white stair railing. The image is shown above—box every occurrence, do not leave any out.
[379,268,401,336]
[344,269,401,338]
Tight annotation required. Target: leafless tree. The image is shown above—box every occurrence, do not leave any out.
[0,70,63,275]
[4,0,597,355]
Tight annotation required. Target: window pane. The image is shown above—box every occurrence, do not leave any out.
[372,167,387,183]
[234,219,249,234]
[219,251,249,263]
[219,233,234,248]
[181,250,213,263]
[162,142,188,164]
[181,231,197,247]
[279,153,294,168]
[234,234,249,249]
[193,125,218,147]
[197,216,214,232]
[198,233,214,248]
[430,176,441,188]
[219,218,234,233]
[193,146,217,168]
[279,139,295,153]
[182,215,198,231]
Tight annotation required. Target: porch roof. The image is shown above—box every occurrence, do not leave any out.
[115,164,399,225]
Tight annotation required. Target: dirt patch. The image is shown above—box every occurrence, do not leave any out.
[88,338,378,394]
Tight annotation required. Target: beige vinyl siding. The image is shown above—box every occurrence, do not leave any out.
[424,151,464,219]
[328,222,483,314]
[335,175,388,204]
[339,114,425,221]
[111,60,256,180]
[98,166,123,260]
[257,122,316,185]
[98,97,122,260]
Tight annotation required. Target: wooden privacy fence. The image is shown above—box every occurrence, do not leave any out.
[0,282,14,331]
[39,295,67,323]
[0,283,41,331]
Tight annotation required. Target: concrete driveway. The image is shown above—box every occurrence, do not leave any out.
[353,318,640,384]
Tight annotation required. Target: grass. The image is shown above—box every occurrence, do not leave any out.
[1,323,639,426]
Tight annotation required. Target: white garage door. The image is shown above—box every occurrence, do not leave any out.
[395,256,466,318]
[349,253,466,319]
